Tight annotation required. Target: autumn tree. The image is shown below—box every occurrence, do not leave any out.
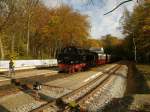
[40,5,90,58]
[24,0,39,56]
[0,2,91,59]
[100,34,124,59]
[85,39,102,49]
[0,0,16,59]
[122,0,150,63]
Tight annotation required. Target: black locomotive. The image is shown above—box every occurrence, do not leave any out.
[57,46,111,73]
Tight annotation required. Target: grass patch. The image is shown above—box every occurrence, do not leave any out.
[136,64,150,91]
[137,64,150,73]
[103,62,150,112]
[136,64,150,81]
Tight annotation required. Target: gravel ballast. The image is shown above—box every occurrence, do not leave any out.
[81,65,128,112]
[0,91,46,112]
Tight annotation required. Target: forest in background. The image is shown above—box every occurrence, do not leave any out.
[122,0,150,63]
[0,0,93,59]
[0,0,149,63]
[101,0,150,63]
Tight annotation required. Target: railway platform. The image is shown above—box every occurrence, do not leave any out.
[0,62,129,112]
[0,69,58,86]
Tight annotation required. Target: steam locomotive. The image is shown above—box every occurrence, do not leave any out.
[57,46,111,73]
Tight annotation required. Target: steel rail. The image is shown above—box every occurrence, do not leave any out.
[63,65,121,112]
[30,64,120,112]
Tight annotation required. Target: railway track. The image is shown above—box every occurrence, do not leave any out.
[62,65,121,112]
[31,64,121,112]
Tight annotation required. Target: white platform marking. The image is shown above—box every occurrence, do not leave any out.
[83,72,103,83]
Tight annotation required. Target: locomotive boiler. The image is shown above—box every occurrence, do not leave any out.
[57,46,111,73]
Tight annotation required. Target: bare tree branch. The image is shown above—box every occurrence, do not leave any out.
[0,0,15,32]
[88,0,94,5]
[104,0,134,15]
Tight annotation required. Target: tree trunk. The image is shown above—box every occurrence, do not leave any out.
[0,35,5,59]
[53,48,57,58]
[133,36,137,62]
[26,0,39,57]
[26,13,31,56]
[49,48,52,58]
[11,34,15,55]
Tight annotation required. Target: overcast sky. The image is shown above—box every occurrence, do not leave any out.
[42,0,137,38]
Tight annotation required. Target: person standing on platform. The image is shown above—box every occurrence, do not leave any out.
[9,57,15,78]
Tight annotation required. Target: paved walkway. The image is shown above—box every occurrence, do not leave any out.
[0,69,58,86]
[45,64,116,90]
[0,64,114,87]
